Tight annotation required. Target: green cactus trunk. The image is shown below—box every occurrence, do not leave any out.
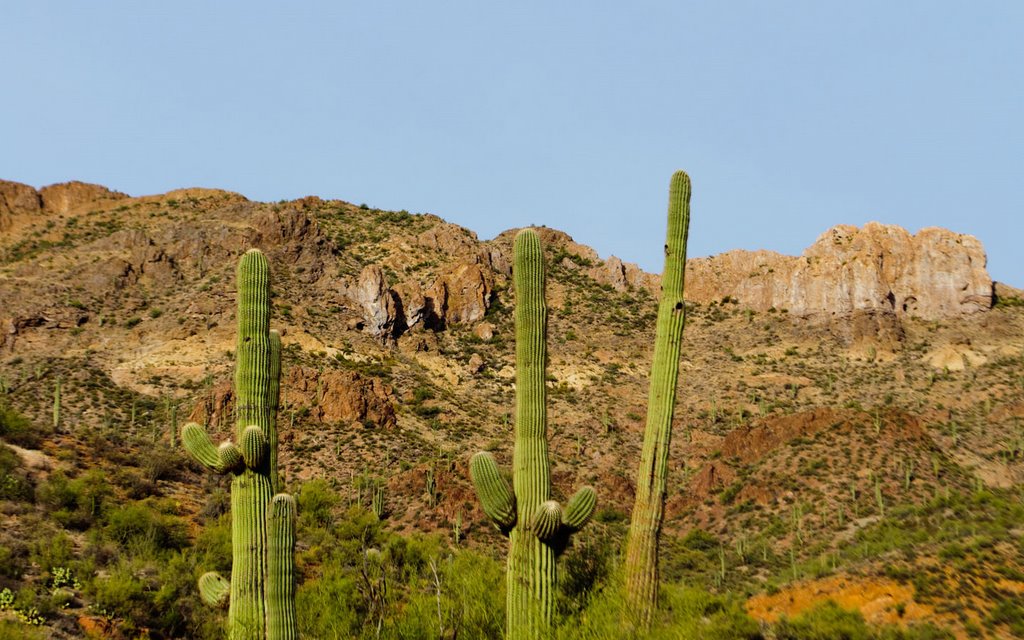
[181,249,297,640]
[469,230,597,640]
[623,171,692,628]
[267,494,297,640]
[508,229,555,637]
[231,250,276,639]
[53,379,61,431]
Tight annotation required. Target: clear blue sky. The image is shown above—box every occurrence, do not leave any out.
[3,2,1021,285]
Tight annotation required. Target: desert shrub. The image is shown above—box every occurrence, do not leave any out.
[556,581,761,640]
[191,513,232,573]
[141,448,182,483]
[774,601,870,640]
[36,469,109,530]
[988,600,1024,636]
[0,444,33,502]
[90,560,148,624]
[0,403,44,448]
[103,499,187,555]
[296,562,362,637]
[297,478,340,529]
[682,528,719,551]
[558,529,616,616]
[0,619,46,639]
[0,544,28,579]
[29,529,74,574]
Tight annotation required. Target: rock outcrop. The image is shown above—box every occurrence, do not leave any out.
[0,180,42,232]
[426,263,493,326]
[190,368,397,431]
[283,367,396,429]
[349,265,401,341]
[39,181,126,214]
[684,223,993,320]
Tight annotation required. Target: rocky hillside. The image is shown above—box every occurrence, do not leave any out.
[2,179,1023,638]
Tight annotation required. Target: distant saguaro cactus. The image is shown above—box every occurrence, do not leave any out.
[469,229,597,639]
[53,379,61,431]
[623,170,692,627]
[181,249,297,640]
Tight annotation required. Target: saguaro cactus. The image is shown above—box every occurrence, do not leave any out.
[53,379,61,431]
[623,170,692,627]
[470,229,597,639]
[181,249,298,640]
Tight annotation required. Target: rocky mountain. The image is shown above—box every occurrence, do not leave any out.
[1,179,1023,638]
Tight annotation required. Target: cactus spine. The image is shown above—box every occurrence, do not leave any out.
[181,249,297,640]
[469,229,596,639]
[623,171,692,627]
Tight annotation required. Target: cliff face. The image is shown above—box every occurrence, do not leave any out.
[684,223,993,320]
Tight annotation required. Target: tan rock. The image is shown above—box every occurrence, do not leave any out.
[416,220,480,257]
[348,265,399,341]
[427,263,493,327]
[685,223,993,320]
[283,366,396,429]
[39,181,125,214]
[472,322,495,341]
[0,180,41,232]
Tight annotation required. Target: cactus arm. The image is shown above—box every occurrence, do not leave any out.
[240,425,268,469]
[469,451,516,530]
[563,486,597,531]
[624,170,692,627]
[182,423,224,472]
[531,501,562,542]
[199,571,231,607]
[219,442,245,474]
[266,494,298,640]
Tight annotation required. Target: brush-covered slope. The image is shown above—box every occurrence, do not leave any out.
[1,179,1022,638]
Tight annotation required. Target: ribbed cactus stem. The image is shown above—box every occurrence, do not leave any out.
[531,501,562,542]
[241,425,268,469]
[267,494,298,640]
[469,452,516,530]
[508,229,555,638]
[267,331,282,494]
[199,571,231,607]
[624,170,692,628]
[470,230,596,639]
[53,379,61,430]
[182,423,222,472]
[372,483,386,520]
[219,442,245,474]
[230,249,275,639]
[181,249,294,639]
[563,486,597,531]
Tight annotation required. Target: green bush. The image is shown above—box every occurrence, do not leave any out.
[0,403,44,448]
[36,469,110,530]
[297,478,340,529]
[0,444,33,502]
[775,601,870,640]
[103,499,187,555]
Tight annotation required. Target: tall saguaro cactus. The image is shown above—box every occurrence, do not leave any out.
[470,229,597,639]
[182,249,298,640]
[623,170,692,627]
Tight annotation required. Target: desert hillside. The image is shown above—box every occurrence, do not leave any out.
[1,179,1023,639]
